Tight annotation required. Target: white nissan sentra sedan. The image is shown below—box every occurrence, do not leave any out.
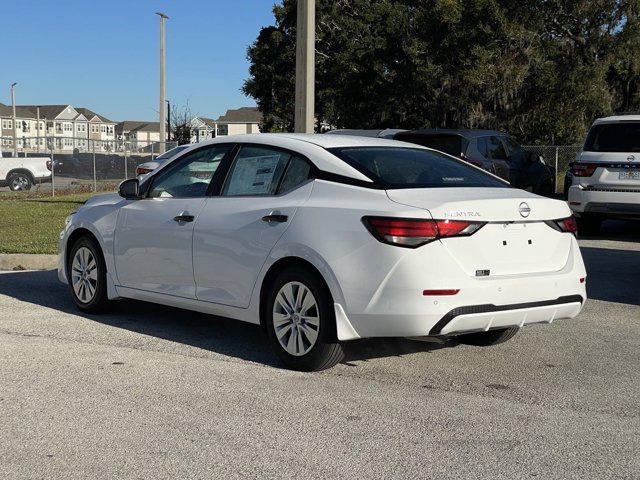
[59,134,587,371]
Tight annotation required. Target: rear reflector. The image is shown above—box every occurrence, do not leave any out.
[363,217,485,248]
[579,277,585,284]
[423,289,460,296]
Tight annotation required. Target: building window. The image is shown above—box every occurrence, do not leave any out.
[217,124,228,136]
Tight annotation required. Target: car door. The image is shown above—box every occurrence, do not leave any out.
[193,145,314,308]
[113,144,233,298]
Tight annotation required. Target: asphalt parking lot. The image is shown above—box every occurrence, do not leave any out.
[1,221,639,480]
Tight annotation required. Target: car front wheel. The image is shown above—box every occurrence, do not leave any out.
[265,267,344,371]
[67,236,110,313]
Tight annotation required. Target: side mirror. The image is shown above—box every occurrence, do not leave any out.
[118,178,140,199]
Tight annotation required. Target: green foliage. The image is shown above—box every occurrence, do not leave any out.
[243,0,640,144]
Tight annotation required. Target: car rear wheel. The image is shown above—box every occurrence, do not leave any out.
[455,327,519,347]
[67,236,110,313]
[265,267,344,371]
[8,172,33,191]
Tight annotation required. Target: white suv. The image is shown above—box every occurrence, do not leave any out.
[567,114,640,232]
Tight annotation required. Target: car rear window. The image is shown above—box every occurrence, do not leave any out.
[584,122,640,152]
[328,147,508,189]
[393,134,462,157]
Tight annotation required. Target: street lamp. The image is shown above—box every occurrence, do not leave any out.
[10,82,17,157]
[156,12,169,152]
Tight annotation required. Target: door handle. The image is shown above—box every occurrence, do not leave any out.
[261,212,288,223]
[173,212,195,223]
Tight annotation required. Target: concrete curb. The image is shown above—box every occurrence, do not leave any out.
[0,254,58,271]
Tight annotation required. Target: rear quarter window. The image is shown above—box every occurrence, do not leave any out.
[329,147,508,189]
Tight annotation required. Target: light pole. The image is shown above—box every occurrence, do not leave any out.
[156,12,169,152]
[10,83,17,157]
[294,0,315,133]
[166,99,171,142]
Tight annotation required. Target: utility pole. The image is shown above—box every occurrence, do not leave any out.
[10,83,17,157]
[166,99,171,142]
[36,106,41,153]
[156,12,169,153]
[294,0,315,133]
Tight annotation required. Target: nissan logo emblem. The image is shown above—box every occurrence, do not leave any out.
[519,202,531,218]
[628,155,635,162]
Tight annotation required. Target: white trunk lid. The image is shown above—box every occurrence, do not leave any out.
[386,188,574,276]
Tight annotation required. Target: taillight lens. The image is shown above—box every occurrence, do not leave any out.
[545,216,578,236]
[136,166,153,176]
[46,160,52,171]
[570,162,597,177]
[363,217,485,248]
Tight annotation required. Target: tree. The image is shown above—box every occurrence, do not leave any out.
[243,0,639,144]
[169,101,194,145]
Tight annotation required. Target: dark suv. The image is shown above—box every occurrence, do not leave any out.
[327,128,556,196]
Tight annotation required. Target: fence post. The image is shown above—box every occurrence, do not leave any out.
[555,147,559,194]
[123,139,128,180]
[151,142,154,161]
[92,140,97,192]
[49,136,55,197]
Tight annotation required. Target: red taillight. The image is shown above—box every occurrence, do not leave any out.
[46,160,52,171]
[570,162,597,177]
[363,217,485,248]
[136,166,153,176]
[545,216,578,236]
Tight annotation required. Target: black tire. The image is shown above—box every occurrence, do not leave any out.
[455,327,519,347]
[264,266,344,371]
[66,236,110,313]
[7,172,33,191]
[577,215,602,235]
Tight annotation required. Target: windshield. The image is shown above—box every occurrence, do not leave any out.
[155,145,190,161]
[584,123,640,152]
[329,147,508,189]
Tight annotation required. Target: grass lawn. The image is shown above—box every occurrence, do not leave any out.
[0,193,94,254]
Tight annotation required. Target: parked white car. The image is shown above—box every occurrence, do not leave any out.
[567,114,640,232]
[0,149,52,191]
[135,144,191,177]
[58,134,586,370]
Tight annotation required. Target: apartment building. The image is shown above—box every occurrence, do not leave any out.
[188,107,262,143]
[0,103,116,152]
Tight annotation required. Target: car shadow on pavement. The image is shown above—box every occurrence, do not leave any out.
[580,246,640,306]
[0,270,452,368]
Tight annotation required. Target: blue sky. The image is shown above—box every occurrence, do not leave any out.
[0,0,277,121]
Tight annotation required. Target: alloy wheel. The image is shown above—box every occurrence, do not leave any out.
[71,247,98,303]
[272,281,320,356]
[11,175,29,191]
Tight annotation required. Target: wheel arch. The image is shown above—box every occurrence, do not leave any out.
[65,227,103,278]
[6,168,36,184]
[258,256,342,341]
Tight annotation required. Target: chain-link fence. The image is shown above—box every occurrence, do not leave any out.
[1,136,178,195]
[522,145,582,194]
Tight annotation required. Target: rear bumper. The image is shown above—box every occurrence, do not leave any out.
[338,237,587,339]
[430,295,584,336]
[568,185,640,218]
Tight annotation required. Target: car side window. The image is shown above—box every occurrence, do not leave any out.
[221,146,291,196]
[148,145,231,198]
[477,137,489,158]
[277,156,312,194]
[487,136,508,160]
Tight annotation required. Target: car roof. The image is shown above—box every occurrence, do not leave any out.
[325,128,407,138]
[593,114,640,124]
[180,133,433,182]
[398,128,505,139]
